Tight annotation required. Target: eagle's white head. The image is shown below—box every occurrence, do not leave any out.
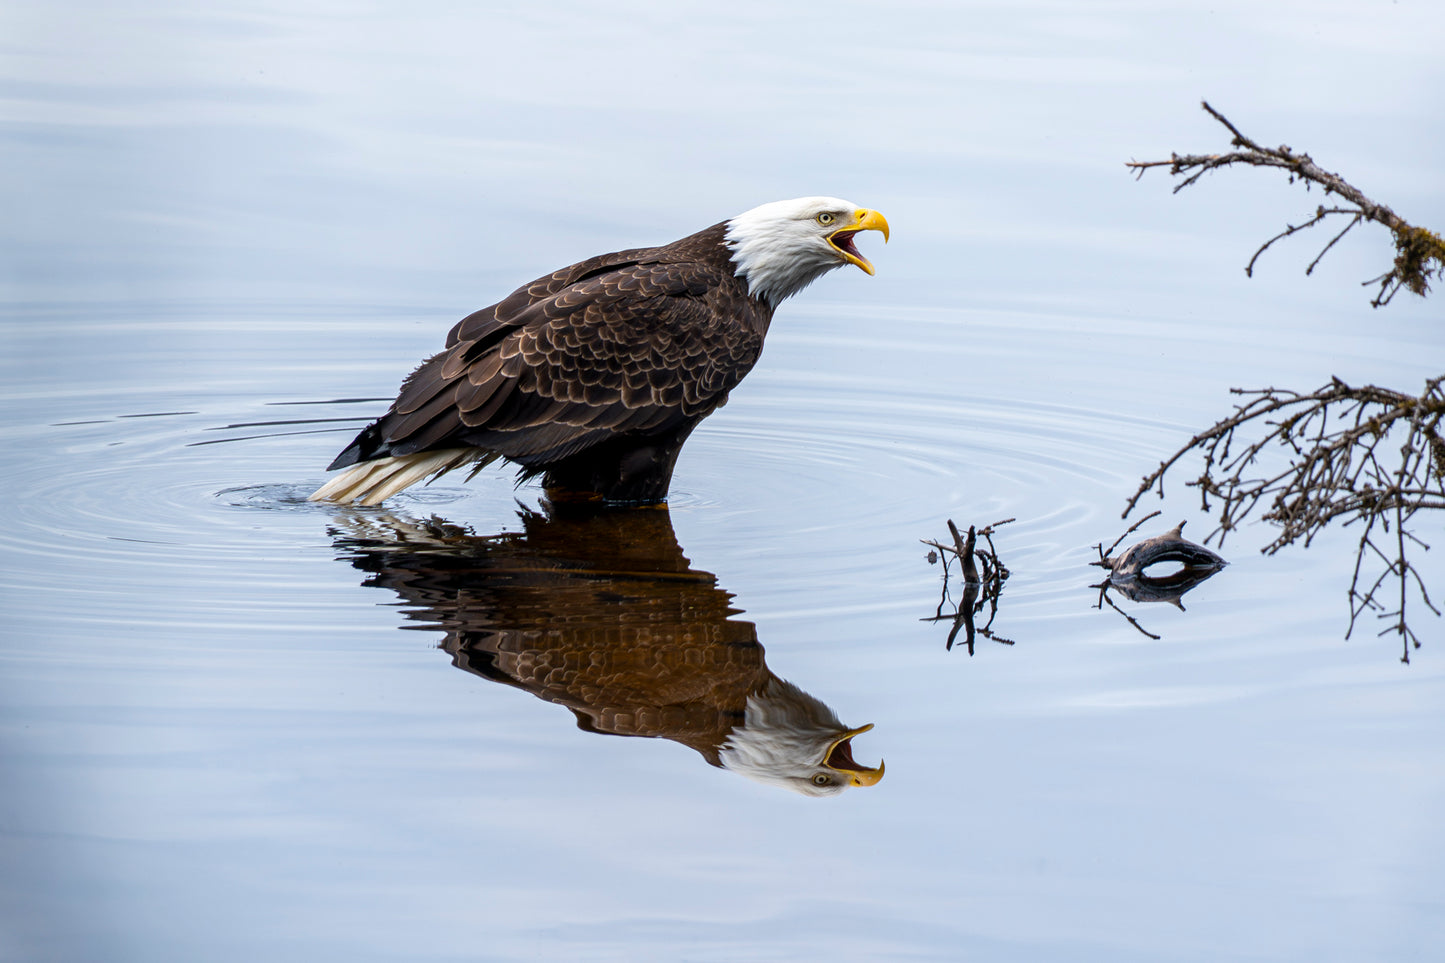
[724,196,890,307]
[718,676,885,797]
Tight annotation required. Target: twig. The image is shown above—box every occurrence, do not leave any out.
[1097,510,1161,562]
[1093,585,1162,641]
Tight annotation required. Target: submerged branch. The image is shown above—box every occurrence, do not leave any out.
[1091,516,1227,638]
[922,518,1015,654]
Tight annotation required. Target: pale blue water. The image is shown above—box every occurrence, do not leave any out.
[3,3,1444,961]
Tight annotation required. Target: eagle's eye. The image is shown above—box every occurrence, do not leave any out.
[812,774,832,786]
[816,212,835,225]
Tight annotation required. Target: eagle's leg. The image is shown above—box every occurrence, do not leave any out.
[540,422,699,506]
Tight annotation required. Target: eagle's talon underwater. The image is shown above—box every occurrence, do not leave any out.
[310,197,888,506]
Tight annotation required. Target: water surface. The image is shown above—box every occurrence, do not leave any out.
[3,3,1444,961]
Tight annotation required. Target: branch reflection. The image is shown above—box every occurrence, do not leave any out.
[1092,517,1228,639]
[329,504,883,796]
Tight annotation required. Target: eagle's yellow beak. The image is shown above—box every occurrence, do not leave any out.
[828,209,890,276]
[824,723,885,787]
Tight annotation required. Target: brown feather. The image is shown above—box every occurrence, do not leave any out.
[387,380,458,436]
[457,376,518,428]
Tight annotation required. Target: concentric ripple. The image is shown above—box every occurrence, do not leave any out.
[1,304,1218,635]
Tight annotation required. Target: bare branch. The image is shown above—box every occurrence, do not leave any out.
[1129,376,1445,654]
[1129,102,1445,306]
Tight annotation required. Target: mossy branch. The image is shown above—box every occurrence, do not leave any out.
[1128,101,1444,307]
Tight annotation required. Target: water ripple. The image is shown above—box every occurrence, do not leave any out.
[3,336,1188,634]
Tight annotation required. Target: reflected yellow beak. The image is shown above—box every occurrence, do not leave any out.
[825,723,886,787]
[828,208,890,275]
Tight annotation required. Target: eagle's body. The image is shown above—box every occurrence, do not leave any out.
[310,197,887,506]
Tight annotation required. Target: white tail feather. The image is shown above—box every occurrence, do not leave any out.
[308,449,497,506]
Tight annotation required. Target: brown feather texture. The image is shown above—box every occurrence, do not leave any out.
[309,197,887,506]
[332,506,883,795]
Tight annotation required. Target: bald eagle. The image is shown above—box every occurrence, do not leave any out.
[309,197,889,506]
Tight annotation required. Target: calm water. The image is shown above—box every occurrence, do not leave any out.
[4,2,1444,961]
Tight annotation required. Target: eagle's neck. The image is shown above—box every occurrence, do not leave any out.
[723,213,844,309]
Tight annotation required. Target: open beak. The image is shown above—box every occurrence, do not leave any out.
[828,208,890,275]
[823,723,885,787]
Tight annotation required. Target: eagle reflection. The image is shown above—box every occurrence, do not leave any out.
[330,505,883,796]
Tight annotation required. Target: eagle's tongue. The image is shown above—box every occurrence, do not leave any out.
[825,735,864,771]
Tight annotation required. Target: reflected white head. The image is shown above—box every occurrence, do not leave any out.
[718,676,884,797]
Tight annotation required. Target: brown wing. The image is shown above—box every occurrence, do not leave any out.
[329,246,767,472]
